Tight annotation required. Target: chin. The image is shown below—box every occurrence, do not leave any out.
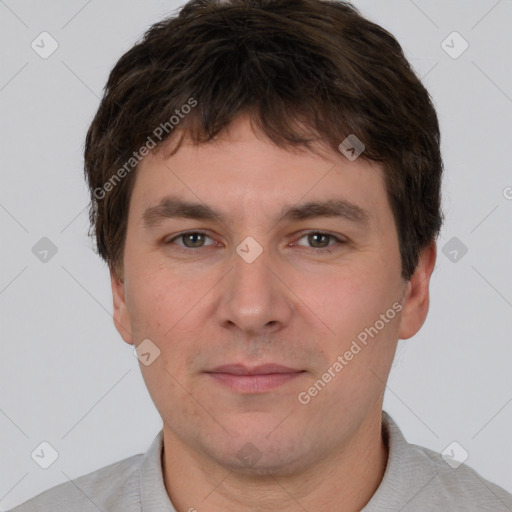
[204,425,315,477]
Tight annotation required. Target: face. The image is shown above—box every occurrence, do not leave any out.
[111,114,435,475]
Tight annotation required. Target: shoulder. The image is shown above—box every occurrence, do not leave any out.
[364,412,512,512]
[409,442,512,511]
[8,453,143,512]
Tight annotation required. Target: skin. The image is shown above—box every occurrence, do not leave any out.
[111,114,437,512]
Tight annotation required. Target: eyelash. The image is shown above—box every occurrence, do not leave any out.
[165,230,346,253]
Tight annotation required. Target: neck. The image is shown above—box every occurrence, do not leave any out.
[162,408,388,512]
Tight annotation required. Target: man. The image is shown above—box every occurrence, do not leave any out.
[10,0,512,510]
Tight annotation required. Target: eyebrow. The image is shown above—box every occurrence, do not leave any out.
[142,196,371,229]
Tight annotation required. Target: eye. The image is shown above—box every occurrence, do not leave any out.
[166,231,217,249]
[164,230,345,252]
[293,231,346,251]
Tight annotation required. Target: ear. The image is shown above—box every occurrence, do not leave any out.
[398,241,437,340]
[110,267,134,345]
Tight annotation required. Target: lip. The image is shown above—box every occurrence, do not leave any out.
[206,364,305,392]
[208,364,302,375]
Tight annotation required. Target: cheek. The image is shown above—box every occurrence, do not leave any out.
[126,267,212,359]
[126,269,180,337]
[310,262,388,318]
[305,263,401,355]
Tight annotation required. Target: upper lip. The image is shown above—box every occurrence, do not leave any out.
[207,364,303,375]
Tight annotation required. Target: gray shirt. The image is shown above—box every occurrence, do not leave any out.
[9,411,512,511]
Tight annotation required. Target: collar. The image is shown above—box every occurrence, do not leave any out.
[137,411,432,511]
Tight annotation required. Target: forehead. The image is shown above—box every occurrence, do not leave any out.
[129,116,390,230]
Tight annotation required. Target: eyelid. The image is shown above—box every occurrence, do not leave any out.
[164,229,347,250]
[291,230,347,248]
[165,230,218,247]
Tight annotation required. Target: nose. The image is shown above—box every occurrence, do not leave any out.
[215,244,294,336]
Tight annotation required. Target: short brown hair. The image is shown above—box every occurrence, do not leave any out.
[84,0,444,281]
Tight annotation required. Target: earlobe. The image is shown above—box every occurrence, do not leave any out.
[398,241,437,340]
[110,267,134,345]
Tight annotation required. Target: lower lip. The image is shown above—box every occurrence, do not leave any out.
[207,372,304,392]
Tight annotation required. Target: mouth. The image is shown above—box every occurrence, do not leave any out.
[205,364,306,393]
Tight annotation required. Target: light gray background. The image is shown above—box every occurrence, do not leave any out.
[1,0,511,509]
